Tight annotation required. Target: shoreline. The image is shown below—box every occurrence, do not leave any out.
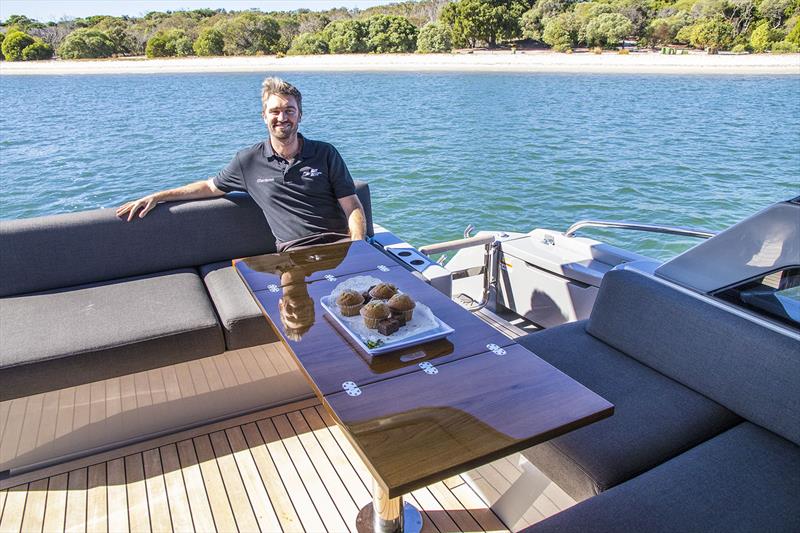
[1,51,799,75]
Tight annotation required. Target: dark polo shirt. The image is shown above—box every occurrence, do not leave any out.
[212,135,356,248]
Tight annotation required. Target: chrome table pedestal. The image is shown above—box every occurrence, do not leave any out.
[356,481,422,533]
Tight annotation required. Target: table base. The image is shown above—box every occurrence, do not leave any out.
[356,501,422,533]
[356,481,422,533]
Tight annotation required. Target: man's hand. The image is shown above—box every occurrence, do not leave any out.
[116,179,225,222]
[338,194,366,241]
[116,193,161,221]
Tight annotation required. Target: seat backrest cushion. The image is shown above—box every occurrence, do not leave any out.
[586,268,800,445]
[1,180,373,297]
[1,195,274,296]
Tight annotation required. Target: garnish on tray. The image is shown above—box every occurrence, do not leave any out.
[365,338,384,349]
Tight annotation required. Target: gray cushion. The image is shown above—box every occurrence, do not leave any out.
[587,268,800,445]
[0,195,276,297]
[0,270,225,400]
[525,422,800,533]
[519,321,740,501]
[200,261,278,350]
[354,180,374,237]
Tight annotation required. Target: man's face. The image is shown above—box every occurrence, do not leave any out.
[263,94,301,141]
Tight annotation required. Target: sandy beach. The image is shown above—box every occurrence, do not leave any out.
[2,50,799,75]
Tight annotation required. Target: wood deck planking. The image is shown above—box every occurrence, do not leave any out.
[223,427,283,532]
[191,435,238,532]
[300,407,372,508]
[271,414,350,532]
[205,430,260,532]
[17,394,44,459]
[1,399,27,463]
[19,478,47,533]
[255,418,327,532]
[86,463,108,533]
[450,482,508,533]
[124,454,151,533]
[37,391,60,451]
[42,473,68,533]
[106,458,129,533]
[286,410,361,530]
[173,441,215,532]
[1,391,574,532]
[141,449,172,533]
[0,484,27,533]
[158,444,193,533]
[64,468,87,533]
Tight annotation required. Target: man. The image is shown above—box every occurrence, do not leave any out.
[116,77,366,251]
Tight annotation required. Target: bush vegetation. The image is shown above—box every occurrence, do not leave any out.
[58,28,116,58]
[1,0,797,59]
[1,29,53,60]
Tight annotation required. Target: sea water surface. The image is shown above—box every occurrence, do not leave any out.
[1,72,798,260]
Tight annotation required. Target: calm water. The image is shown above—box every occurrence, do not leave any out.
[1,72,798,260]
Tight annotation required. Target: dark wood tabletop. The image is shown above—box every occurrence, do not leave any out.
[325,344,614,498]
[235,240,614,500]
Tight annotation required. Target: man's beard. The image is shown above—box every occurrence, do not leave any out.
[270,122,297,140]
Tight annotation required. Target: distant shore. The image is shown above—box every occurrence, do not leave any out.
[2,50,799,76]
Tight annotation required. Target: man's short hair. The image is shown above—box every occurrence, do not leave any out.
[261,77,302,115]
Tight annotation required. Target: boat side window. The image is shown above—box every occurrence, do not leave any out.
[714,267,800,331]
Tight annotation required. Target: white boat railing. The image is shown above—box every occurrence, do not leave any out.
[564,220,716,239]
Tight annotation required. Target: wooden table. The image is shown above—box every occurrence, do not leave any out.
[235,240,613,532]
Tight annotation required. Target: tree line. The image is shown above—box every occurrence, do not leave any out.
[1,0,798,61]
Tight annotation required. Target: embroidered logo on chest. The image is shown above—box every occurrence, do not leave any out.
[300,167,322,178]
[256,177,275,183]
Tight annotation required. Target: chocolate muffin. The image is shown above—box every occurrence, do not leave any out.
[336,289,364,316]
[369,282,398,300]
[360,301,391,329]
[388,293,416,321]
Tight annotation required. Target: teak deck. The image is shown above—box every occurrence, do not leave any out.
[0,395,574,532]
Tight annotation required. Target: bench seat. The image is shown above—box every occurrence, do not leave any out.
[200,261,278,350]
[0,269,225,401]
[518,320,740,501]
[527,422,800,533]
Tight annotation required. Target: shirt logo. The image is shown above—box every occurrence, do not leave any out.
[256,177,275,183]
[300,167,322,178]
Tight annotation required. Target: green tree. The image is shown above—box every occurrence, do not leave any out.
[416,21,453,52]
[787,19,800,44]
[440,0,529,48]
[93,17,135,55]
[145,29,194,57]
[287,32,329,54]
[323,19,369,53]
[2,15,45,30]
[689,16,735,51]
[1,30,35,61]
[749,19,784,50]
[218,12,281,55]
[646,11,692,46]
[58,29,117,59]
[771,38,799,50]
[542,11,579,50]
[193,27,224,55]
[758,0,793,27]
[573,2,616,44]
[585,12,634,47]
[21,40,53,60]
[522,0,573,41]
[367,14,418,52]
[0,33,5,60]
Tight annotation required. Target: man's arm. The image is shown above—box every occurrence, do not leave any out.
[116,178,225,221]
[338,194,366,241]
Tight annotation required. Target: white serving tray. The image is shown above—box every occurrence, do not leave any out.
[320,295,454,355]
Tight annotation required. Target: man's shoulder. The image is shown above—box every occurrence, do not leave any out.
[231,141,267,163]
[303,137,340,157]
